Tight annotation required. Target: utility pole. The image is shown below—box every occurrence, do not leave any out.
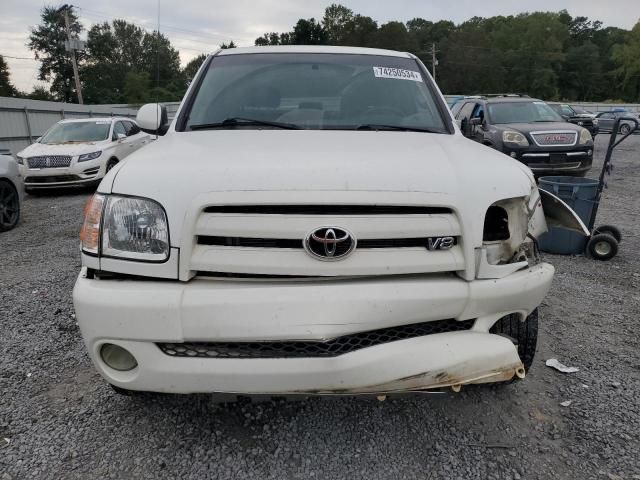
[60,4,83,104]
[429,43,439,82]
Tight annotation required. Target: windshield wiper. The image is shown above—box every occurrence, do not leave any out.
[355,124,442,133]
[190,117,301,130]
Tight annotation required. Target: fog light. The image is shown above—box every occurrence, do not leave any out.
[509,152,517,158]
[587,149,593,156]
[100,343,138,371]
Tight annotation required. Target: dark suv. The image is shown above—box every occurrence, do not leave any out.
[452,95,594,176]
[547,102,598,138]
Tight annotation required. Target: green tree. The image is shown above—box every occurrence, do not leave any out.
[123,71,151,104]
[83,20,184,103]
[0,55,18,97]
[28,5,85,102]
[322,4,354,45]
[220,41,236,49]
[26,86,56,100]
[183,53,207,83]
[291,18,327,45]
[612,21,640,101]
[372,21,412,51]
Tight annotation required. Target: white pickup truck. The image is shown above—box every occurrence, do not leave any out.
[73,46,584,397]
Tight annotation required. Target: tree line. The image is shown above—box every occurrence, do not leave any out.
[0,6,234,104]
[255,4,640,102]
[1,4,639,103]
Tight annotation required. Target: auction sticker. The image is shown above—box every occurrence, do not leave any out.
[373,66,423,82]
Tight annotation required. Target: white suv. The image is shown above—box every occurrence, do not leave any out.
[73,46,583,397]
[17,117,150,191]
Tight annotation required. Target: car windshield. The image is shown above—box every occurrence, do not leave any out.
[40,121,111,144]
[488,101,563,124]
[183,53,448,133]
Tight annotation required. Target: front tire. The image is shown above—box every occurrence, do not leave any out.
[0,180,20,232]
[620,124,631,135]
[106,158,119,172]
[490,309,538,373]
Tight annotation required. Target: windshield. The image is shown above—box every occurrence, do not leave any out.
[488,101,563,124]
[183,53,448,133]
[40,121,111,144]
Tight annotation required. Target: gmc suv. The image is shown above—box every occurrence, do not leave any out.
[73,46,582,397]
[452,95,594,176]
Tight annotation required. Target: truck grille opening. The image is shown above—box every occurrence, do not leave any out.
[197,235,458,249]
[202,205,452,215]
[156,319,474,359]
[483,206,510,241]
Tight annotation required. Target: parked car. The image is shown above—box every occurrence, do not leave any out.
[452,95,594,176]
[73,46,585,398]
[0,152,23,232]
[595,110,639,134]
[16,117,150,191]
[546,102,599,138]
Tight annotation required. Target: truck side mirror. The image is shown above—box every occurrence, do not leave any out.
[136,103,169,136]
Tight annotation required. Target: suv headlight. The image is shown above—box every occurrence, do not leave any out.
[80,194,170,262]
[579,128,592,144]
[592,118,598,126]
[78,151,102,162]
[16,155,25,165]
[502,130,529,146]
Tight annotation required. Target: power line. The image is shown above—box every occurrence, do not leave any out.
[0,54,38,61]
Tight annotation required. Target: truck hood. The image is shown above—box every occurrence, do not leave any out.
[106,130,536,245]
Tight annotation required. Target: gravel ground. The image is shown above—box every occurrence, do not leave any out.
[1,134,639,480]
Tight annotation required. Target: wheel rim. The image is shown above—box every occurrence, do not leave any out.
[621,125,630,134]
[0,182,19,228]
[594,240,612,256]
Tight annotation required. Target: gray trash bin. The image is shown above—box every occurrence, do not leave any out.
[537,176,598,255]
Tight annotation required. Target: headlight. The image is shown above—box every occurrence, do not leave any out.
[78,151,102,162]
[592,118,598,125]
[502,130,529,146]
[579,128,592,144]
[16,156,24,165]
[80,194,169,262]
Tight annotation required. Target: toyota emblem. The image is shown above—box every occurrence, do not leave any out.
[304,226,356,261]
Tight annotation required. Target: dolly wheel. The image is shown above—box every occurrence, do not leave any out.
[593,224,622,243]
[586,234,618,261]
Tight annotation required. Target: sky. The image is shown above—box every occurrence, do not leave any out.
[2,0,640,92]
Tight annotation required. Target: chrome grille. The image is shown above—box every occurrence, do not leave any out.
[27,155,72,168]
[531,132,577,146]
[157,319,474,358]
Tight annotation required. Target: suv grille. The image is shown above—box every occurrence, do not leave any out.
[27,155,72,168]
[531,132,577,146]
[157,319,474,359]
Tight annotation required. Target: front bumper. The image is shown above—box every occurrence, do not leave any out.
[503,145,593,175]
[19,161,104,188]
[73,263,554,394]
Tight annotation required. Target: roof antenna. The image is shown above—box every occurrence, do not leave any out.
[155,0,161,140]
